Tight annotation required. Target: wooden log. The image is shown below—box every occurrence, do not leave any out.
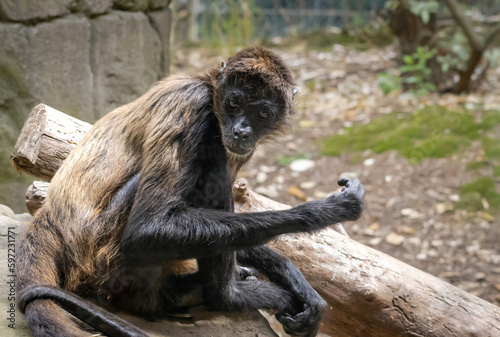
[11,103,92,181]
[234,183,500,337]
[14,105,500,336]
[25,181,50,215]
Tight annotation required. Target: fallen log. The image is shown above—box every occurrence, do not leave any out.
[12,104,500,336]
[11,103,92,181]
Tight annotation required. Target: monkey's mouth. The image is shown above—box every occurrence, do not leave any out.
[223,138,254,156]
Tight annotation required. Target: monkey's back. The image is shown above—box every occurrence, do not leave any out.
[25,74,214,291]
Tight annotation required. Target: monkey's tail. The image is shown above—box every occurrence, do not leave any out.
[19,285,149,337]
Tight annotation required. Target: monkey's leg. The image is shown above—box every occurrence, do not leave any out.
[197,254,298,314]
[237,246,327,337]
[17,216,90,337]
[17,213,148,337]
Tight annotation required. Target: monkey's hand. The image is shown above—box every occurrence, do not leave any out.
[276,295,327,337]
[321,177,365,224]
[237,266,259,282]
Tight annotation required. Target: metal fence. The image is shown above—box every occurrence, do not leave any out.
[191,0,388,40]
[186,0,500,42]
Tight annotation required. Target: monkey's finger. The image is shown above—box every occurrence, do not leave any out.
[338,177,350,186]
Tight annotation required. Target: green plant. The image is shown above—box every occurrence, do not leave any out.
[485,48,500,68]
[201,0,257,54]
[322,106,489,162]
[408,0,440,24]
[275,152,311,166]
[377,72,401,95]
[400,46,437,95]
[458,177,500,211]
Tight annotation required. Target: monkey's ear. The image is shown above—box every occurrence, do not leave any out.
[216,62,227,81]
[292,88,298,100]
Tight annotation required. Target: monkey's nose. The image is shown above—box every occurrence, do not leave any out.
[233,125,252,140]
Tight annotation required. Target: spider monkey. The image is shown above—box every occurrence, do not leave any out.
[16,47,365,337]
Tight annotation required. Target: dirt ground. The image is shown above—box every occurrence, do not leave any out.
[172,44,500,306]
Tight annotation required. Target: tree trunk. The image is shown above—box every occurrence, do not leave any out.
[13,104,500,336]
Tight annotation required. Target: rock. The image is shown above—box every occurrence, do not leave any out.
[399,226,415,234]
[256,172,267,184]
[449,194,460,202]
[91,11,161,118]
[0,23,34,211]
[385,197,400,208]
[475,272,486,282]
[340,171,359,178]
[299,181,316,190]
[369,237,383,246]
[259,165,277,173]
[401,208,423,219]
[0,205,15,219]
[15,213,33,224]
[289,159,315,172]
[406,237,421,246]
[314,190,329,199]
[384,175,393,183]
[431,239,443,247]
[363,158,375,166]
[113,0,149,11]
[255,185,280,199]
[78,0,113,16]
[0,0,73,22]
[0,17,93,209]
[435,202,454,214]
[27,16,94,121]
[148,7,172,78]
[416,252,427,260]
[0,215,17,236]
[149,0,170,9]
[385,232,405,246]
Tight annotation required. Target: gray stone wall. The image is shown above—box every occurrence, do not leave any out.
[0,0,172,212]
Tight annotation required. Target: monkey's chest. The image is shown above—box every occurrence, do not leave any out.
[188,160,234,211]
[187,143,233,211]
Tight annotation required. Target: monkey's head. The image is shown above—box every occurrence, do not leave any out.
[212,47,297,156]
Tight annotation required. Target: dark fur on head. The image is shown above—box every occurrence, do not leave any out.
[209,47,297,158]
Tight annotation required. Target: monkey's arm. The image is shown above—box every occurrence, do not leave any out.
[120,178,363,265]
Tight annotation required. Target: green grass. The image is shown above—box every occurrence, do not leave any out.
[323,106,483,163]
[322,106,500,212]
[457,177,500,211]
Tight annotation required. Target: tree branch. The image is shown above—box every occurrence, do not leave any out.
[442,0,484,51]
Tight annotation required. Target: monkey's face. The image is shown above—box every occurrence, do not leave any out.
[218,82,289,156]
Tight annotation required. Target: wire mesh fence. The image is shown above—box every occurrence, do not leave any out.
[192,0,387,40]
[186,0,500,43]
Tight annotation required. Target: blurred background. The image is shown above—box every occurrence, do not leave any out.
[1,0,500,307]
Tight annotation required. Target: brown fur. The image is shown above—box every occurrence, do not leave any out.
[16,47,297,337]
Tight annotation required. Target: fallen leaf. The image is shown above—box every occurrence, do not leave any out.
[435,202,454,214]
[288,185,307,202]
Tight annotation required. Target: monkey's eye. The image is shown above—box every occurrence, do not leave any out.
[228,99,238,110]
[259,111,269,119]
